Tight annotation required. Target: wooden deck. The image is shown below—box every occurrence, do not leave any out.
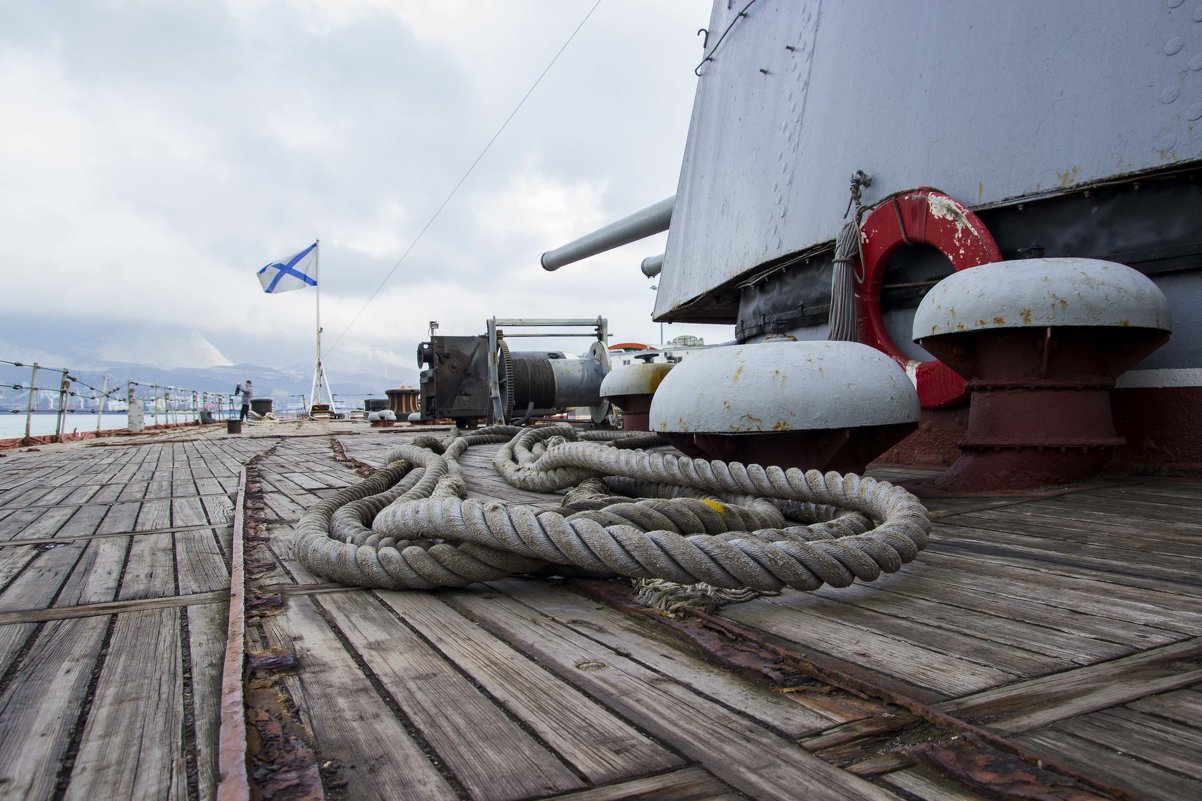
[1,422,1200,800]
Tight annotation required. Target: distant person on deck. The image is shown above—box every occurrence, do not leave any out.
[235,380,253,421]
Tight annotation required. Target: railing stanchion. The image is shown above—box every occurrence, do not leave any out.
[96,376,108,435]
[55,371,70,441]
[23,363,39,444]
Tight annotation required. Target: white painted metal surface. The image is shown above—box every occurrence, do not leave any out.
[913,258,1173,338]
[656,0,1202,319]
[541,197,673,271]
[599,363,675,399]
[648,341,919,433]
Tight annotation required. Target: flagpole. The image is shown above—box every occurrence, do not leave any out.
[316,238,321,408]
[312,239,327,414]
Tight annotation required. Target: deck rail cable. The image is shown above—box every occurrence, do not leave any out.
[323,0,603,359]
[294,425,929,593]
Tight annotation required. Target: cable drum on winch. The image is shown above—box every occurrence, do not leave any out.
[497,339,611,424]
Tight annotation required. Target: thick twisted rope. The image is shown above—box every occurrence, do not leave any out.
[294,425,929,592]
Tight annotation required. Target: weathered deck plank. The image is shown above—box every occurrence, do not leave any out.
[187,601,227,801]
[722,594,1017,698]
[446,585,899,801]
[541,766,744,801]
[0,541,88,612]
[63,609,188,801]
[55,536,129,607]
[0,622,35,678]
[0,546,39,590]
[0,617,109,801]
[175,529,229,596]
[809,581,1131,666]
[879,767,996,801]
[936,638,1202,732]
[492,581,872,736]
[117,533,177,600]
[369,589,685,781]
[1127,685,1202,726]
[270,596,461,801]
[1017,727,1202,800]
[318,590,589,799]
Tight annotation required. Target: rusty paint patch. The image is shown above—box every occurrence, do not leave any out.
[239,451,328,801]
[993,316,1006,326]
[732,364,744,381]
[917,734,1123,801]
[217,465,252,801]
[1057,166,1082,187]
[248,649,297,675]
[737,414,764,431]
[1020,309,1033,325]
[245,684,325,801]
[248,591,285,614]
[330,438,376,477]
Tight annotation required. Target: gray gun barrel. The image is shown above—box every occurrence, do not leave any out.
[640,253,664,278]
[540,196,675,271]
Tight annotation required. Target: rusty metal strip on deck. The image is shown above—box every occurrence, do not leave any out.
[216,465,251,801]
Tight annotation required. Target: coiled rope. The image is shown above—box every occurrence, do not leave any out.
[294,425,930,593]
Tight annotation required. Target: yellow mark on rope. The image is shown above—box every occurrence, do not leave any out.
[701,499,726,515]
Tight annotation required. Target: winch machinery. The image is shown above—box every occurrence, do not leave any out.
[415,317,611,427]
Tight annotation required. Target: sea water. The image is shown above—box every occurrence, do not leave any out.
[0,411,152,439]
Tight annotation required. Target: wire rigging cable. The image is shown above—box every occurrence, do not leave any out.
[325,0,605,358]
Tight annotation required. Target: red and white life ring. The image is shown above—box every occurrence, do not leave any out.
[855,188,1001,409]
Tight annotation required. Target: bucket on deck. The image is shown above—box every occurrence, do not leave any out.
[226,419,242,434]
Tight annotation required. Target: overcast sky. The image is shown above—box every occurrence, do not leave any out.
[1,0,722,381]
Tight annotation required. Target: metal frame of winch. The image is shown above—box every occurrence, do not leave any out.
[485,316,609,426]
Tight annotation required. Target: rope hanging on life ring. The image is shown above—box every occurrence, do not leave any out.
[293,425,930,593]
[854,188,1001,409]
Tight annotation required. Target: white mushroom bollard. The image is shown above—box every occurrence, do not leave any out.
[600,362,675,431]
[648,341,920,472]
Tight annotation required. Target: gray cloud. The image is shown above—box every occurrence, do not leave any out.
[0,1,725,383]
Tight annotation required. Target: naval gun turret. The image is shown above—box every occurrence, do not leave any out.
[543,0,1202,485]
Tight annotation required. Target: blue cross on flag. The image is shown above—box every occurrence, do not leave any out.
[257,242,318,293]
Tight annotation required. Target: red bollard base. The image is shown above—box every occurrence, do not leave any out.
[920,327,1168,494]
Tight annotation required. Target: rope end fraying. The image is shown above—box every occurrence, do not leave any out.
[632,578,778,618]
